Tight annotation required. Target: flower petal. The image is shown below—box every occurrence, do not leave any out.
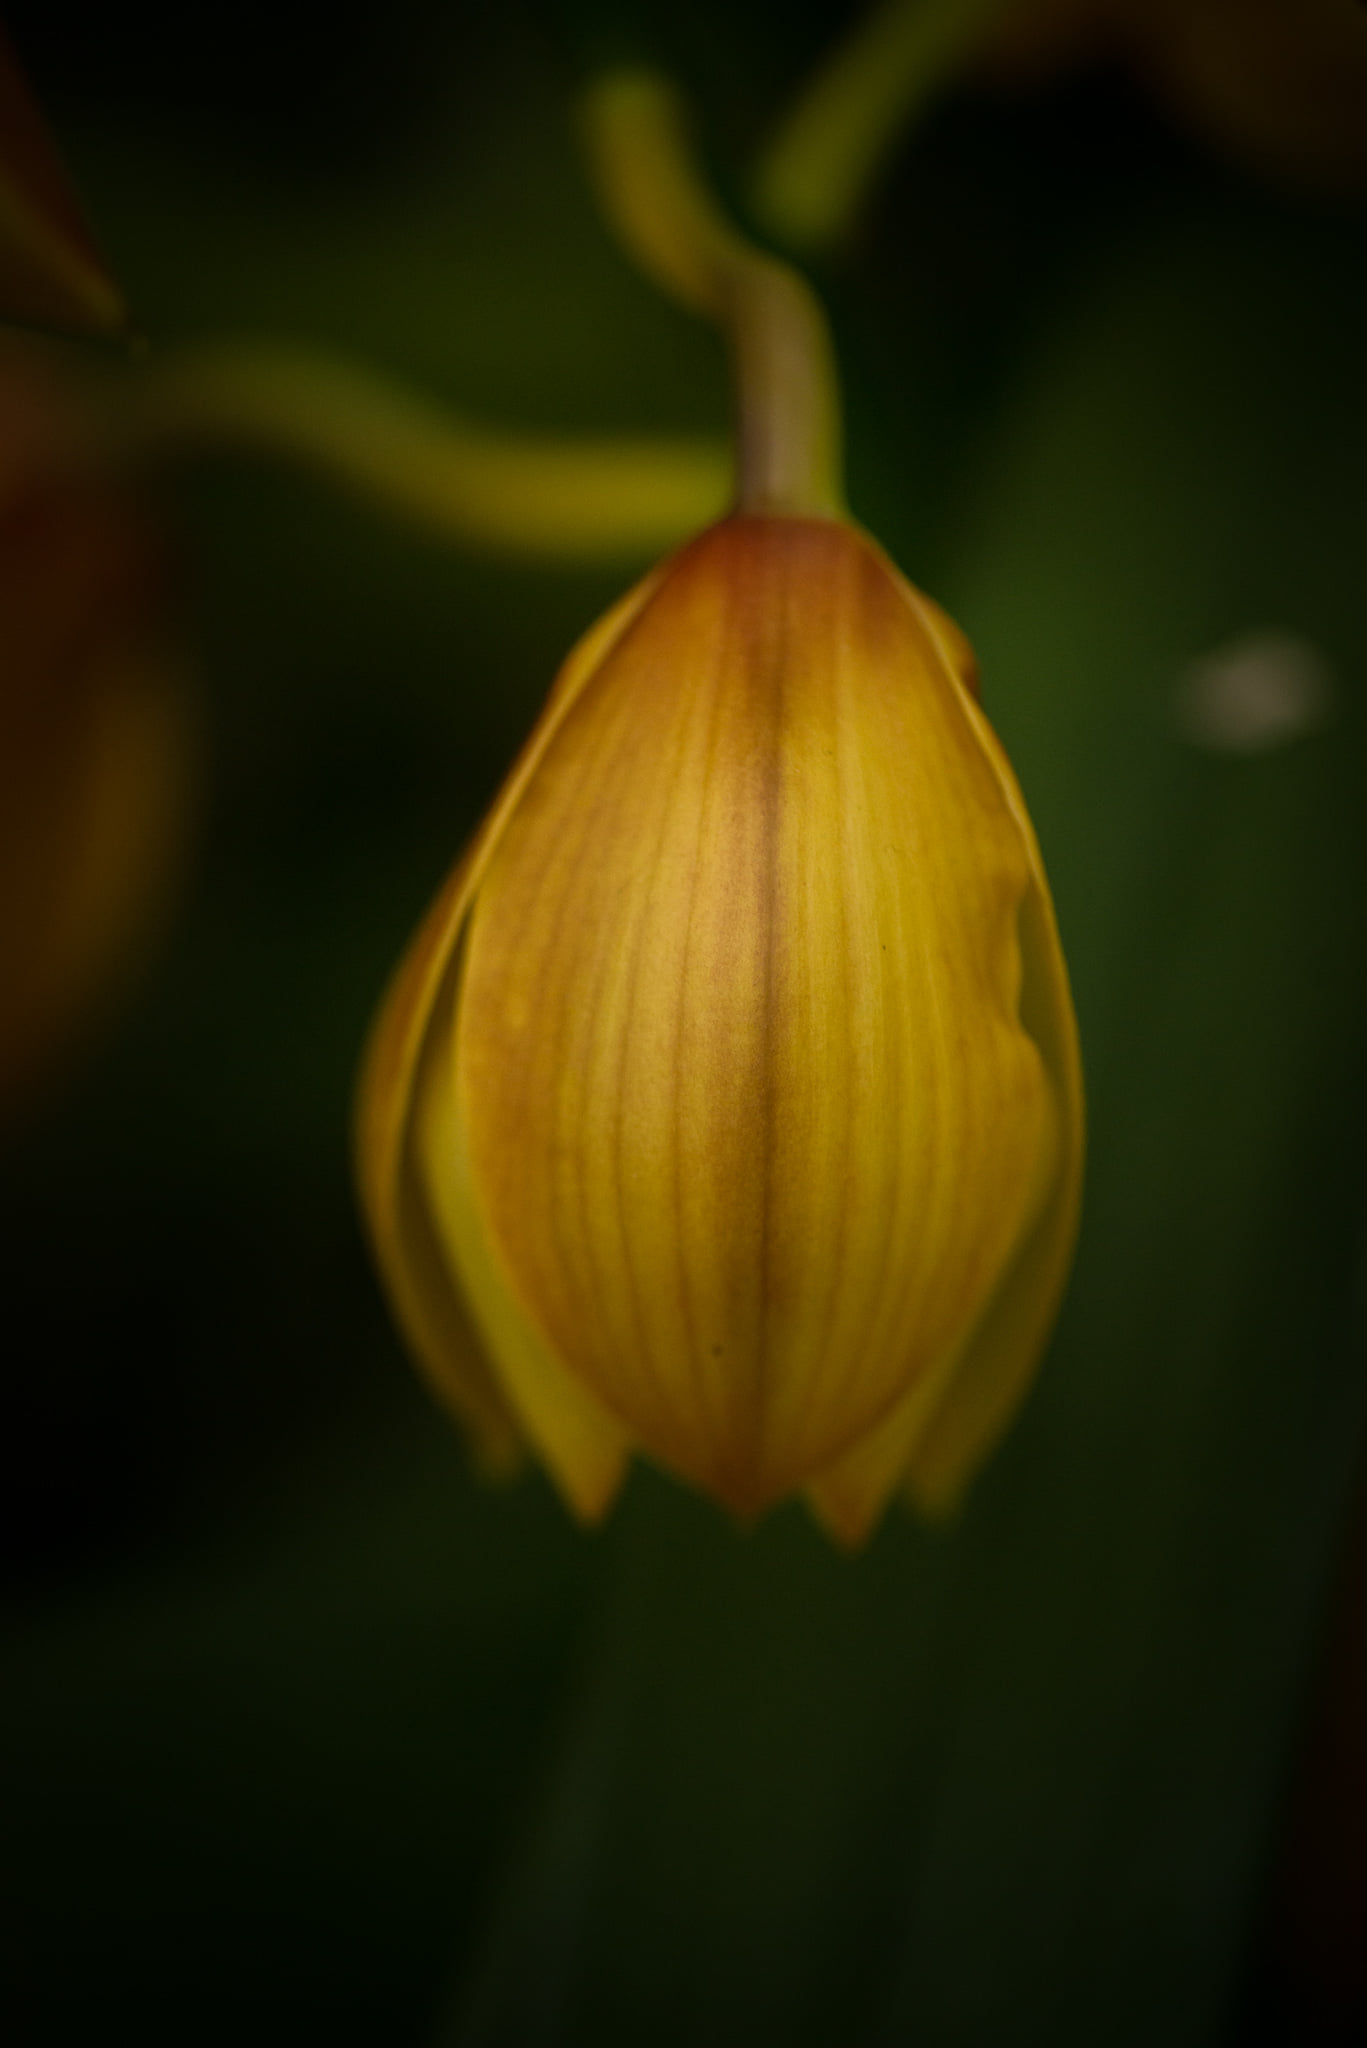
[902,855,1084,1515]
[355,844,521,1469]
[417,964,631,1520]
[913,584,981,701]
[805,604,1083,1543]
[354,562,667,1471]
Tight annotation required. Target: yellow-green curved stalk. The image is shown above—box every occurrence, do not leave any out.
[97,343,731,564]
[752,0,1021,251]
[580,72,843,519]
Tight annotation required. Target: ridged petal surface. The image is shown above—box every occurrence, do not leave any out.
[355,564,666,1486]
[444,517,1060,1517]
[805,851,1084,1545]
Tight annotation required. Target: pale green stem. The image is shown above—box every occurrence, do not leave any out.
[752,0,1024,251]
[580,71,844,520]
[92,342,731,564]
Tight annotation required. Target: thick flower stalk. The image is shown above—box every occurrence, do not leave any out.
[356,73,1082,1544]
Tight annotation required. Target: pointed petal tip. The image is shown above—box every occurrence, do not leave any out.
[804,1486,883,1552]
[0,30,128,340]
[548,1445,631,1526]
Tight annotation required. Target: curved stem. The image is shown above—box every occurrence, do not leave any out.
[752,0,1022,252]
[580,72,844,520]
[90,342,731,564]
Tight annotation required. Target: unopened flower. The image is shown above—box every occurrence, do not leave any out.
[357,512,1082,1544]
[0,343,193,1120]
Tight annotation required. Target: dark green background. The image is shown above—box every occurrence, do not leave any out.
[2,3,1365,2042]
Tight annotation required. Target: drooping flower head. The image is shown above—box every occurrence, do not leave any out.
[358,508,1081,1543]
[355,72,1083,1544]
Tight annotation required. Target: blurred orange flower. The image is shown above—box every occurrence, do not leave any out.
[981,0,1367,192]
[0,343,194,1121]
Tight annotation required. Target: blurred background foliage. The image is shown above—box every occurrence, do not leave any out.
[1,1,1365,2042]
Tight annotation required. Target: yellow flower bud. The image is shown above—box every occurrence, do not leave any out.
[356,514,1083,1545]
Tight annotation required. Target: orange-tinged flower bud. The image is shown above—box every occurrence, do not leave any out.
[357,515,1083,1545]
[0,344,193,1120]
